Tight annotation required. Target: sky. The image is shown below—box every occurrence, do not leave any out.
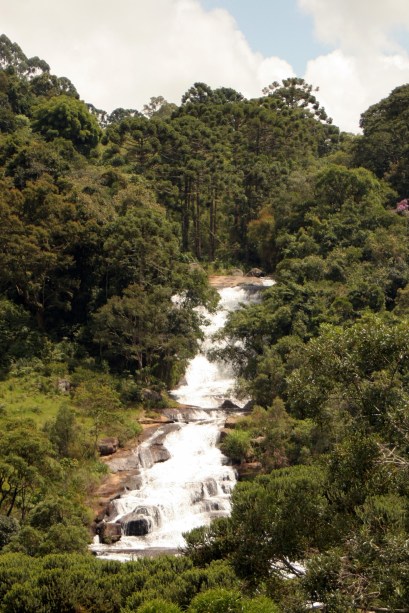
[2,0,409,132]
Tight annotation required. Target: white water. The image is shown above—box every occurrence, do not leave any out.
[92,281,272,559]
[173,286,250,408]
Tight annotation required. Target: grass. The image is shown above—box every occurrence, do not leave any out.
[0,365,143,442]
[0,373,73,427]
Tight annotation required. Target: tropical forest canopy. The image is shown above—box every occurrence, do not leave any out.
[1,33,409,612]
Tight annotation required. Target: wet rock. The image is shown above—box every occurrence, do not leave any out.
[107,453,140,473]
[220,399,240,410]
[120,511,154,536]
[203,478,218,497]
[124,475,143,491]
[98,521,122,544]
[162,408,194,422]
[150,442,171,463]
[98,437,119,456]
[242,400,255,412]
[204,500,221,512]
[139,417,173,425]
[190,484,204,504]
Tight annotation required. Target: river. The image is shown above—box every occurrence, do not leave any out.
[92,280,272,560]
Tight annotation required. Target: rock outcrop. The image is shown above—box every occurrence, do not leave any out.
[98,521,122,544]
[246,267,265,277]
[122,514,152,536]
[98,437,119,456]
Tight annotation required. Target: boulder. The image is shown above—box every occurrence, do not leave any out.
[124,475,143,491]
[150,442,171,463]
[56,378,71,393]
[236,461,263,480]
[98,521,122,544]
[141,388,163,405]
[242,400,255,412]
[224,416,238,429]
[220,399,240,410]
[98,437,119,456]
[230,268,244,276]
[121,513,153,536]
[246,268,265,278]
[219,429,229,442]
[203,478,218,497]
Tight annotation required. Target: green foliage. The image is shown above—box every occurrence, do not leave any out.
[187,589,279,613]
[287,314,409,438]
[355,83,409,196]
[2,37,409,613]
[229,465,332,580]
[135,599,183,613]
[187,588,243,613]
[75,379,122,445]
[0,515,19,549]
[32,95,100,154]
[46,404,77,457]
[0,298,42,367]
[220,429,252,463]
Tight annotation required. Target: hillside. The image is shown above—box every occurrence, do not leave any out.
[0,33,409,611]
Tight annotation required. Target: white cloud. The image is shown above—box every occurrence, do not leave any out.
[299,0,409,131]
[0,0,294,112]
[3,0,409,133]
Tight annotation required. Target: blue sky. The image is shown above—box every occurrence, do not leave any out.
[201,0,331,74]
[2,0,409,132]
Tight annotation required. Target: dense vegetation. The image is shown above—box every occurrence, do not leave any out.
[1,33,409,611]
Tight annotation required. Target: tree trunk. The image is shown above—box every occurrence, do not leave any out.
[209,188,217,261]
[182,177,190,252]
[194,187,202,259]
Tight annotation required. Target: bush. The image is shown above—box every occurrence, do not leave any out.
[187,588,243,613]
[221,430,252,463]
[136,599,183,613]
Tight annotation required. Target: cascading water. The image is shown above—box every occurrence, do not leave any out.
[92,280,273,560]
[173,286,251,409]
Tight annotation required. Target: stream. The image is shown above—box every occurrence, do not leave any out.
[92,281,272,560]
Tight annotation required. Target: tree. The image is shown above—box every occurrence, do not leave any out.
[75,380,122,448]
[46,405,77,458]
[0,515,19,549]
[0,298,41,367]
[355,83,409,196]
[0,176,79,330]
[0,34,50,78]
[182,82,215,105]
[228,465,332,581]
[287,314,409,442]
[262,78,330,123]
[32,95,100,154]
[142,96,177,119]
[0,456,41,520]
[102,195,181,296]
[93,283,201,384]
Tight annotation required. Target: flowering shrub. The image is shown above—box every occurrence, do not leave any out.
[396,198,409,213]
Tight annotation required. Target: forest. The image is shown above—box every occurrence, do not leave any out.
[1,32,409,611]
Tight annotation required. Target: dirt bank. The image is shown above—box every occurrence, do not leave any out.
[208,275,264,288]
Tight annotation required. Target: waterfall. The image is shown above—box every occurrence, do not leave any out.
[92,280,272,560]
